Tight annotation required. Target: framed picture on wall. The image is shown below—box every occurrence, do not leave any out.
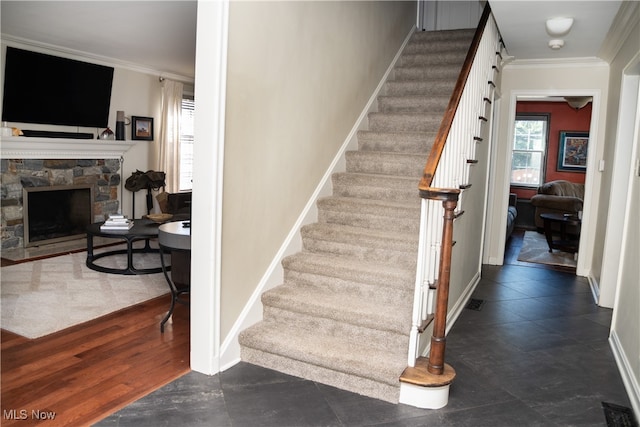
[557,131,588,171]
[131,116,154,141]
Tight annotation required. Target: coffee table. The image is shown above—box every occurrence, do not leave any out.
[86,219,165,275]
[539,212,581,253]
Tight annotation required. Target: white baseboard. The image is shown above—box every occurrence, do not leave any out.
[587,272,601,305]
[218,26,417,369]
[609,330,640,420]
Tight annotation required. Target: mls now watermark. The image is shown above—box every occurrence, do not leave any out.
[3,409,57,420]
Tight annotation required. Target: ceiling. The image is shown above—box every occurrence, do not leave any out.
[0,1,624,82]
[489,0,622,61]
[0,1,197,80]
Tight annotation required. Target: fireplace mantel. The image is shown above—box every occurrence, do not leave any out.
[0,137,137,159]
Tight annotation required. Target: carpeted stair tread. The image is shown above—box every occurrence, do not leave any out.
[378,95,450,113]
[368,111,442,133]
[300,223,418,268]
[261,283,411,335]
[282,251,416,292]
[357,130,436,153]
[262,305,409,355]
[384,80,456,97]
[239,321,408,388]
[398,51,467,67]
[345,150,426,177]
[332,172,421,202]
[317,196,420,233]
[393,64,464,81]
[409,28,476,42]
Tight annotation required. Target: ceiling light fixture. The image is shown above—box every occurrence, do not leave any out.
[546,17,574,51]
[548,39,565,50]
[546,17,574,36]
[564,96,592,110]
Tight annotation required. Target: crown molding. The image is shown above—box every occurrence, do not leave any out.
[1,34,194,85]
[598,1,640,64]
[504,56,609,70]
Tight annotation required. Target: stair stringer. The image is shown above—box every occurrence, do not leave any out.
[218,26,416,371]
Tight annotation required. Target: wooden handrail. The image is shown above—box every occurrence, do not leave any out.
[418,3,492,196]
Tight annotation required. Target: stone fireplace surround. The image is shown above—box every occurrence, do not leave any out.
[1,137,135,249]
[1,158,121,249]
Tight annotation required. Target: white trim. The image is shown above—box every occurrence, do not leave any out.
[609,330,640,420]
[1,34,194,85]
[599,56,640,308]
[587,273,600,304]
[189,0,228,375]
[496,89,603,278]
[218,25,417,369]
[0,137,136,159]
[598,1,640,64]
[399,382,450,409]
[504,57,609,70]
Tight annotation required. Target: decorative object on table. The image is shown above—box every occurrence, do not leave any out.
[115,110,128,140]
[146,213,173,224]
[131,116,154,141]
[99,126,115,140]
[100,214,133,231]
[557,131,588,171]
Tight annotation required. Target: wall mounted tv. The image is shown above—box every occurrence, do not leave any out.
[2,47,114,128]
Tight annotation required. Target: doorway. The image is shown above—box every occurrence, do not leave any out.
[483,89,602,281]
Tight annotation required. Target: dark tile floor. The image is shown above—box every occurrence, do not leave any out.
[97,235,632,426]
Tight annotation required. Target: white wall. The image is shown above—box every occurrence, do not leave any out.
[219,1,417,342]
[600,1,640,417]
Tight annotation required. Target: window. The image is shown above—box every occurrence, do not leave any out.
[179,97,194,191]
[510,114,549,187]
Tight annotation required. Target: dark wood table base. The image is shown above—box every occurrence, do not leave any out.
[86,219,165,275]
[540,213,581,253]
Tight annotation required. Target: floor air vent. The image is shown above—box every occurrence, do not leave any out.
[465,298,485,311]
[602,402,638,427]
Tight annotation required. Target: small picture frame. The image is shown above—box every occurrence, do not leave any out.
[131,116,154,141]
[557,131,588,172]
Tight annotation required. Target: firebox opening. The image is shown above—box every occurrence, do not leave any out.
[23,184,94,247]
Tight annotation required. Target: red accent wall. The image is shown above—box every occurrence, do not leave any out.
[510,101,591,200]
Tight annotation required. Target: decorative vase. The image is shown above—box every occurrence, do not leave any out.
[115,111,126,140]
[99,127,115,140]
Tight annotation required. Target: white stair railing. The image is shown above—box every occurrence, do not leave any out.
[408,9,503,367]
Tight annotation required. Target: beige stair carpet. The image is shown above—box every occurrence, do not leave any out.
[239,29,475,403]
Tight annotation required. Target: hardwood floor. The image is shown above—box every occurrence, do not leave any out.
[1,294,190,426]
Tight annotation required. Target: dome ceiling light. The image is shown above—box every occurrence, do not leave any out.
[564,96,592,110]
[546,17,574,50]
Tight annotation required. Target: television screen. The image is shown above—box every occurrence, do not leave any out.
[2,47,114,128]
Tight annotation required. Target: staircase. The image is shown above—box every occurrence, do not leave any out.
[238,28,476,403]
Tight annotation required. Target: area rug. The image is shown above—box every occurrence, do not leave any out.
[517,230,577,268]
[1,248,169,339]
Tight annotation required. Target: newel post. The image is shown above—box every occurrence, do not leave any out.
[427,194,458,375]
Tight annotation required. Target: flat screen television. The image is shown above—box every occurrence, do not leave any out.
[2,47,114,128]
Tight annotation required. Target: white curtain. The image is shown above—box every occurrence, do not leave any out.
[158,79,184,193]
